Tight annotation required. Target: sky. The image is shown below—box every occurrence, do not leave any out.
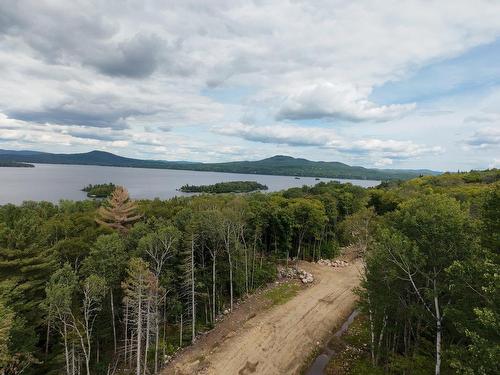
[0,0,499,171]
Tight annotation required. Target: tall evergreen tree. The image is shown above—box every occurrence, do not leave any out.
[96,187,142,233]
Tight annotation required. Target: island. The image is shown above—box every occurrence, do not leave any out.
[82,183,116,198]
[0,161,34,167]
[179,181,268,193]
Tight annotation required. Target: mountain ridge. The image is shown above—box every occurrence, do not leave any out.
[0,149,440,180]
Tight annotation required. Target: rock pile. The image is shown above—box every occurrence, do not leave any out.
[278,266,314,284]
[278,266,297,279]
[317,258,349,268]
[298,269,314,284]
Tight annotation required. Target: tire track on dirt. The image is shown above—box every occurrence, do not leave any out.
[163,260,362,375]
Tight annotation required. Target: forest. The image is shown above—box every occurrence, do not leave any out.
[179,181,268,194]
[82,184,117,198]
[0,169,498,375]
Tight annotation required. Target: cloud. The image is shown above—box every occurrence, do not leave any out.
[490,159,500,168]
[374,158,393,167]
[213,123,340,147]
[143,125,172,134]
[464,113,500,124]
[213,123,442,160]
[276,82,416,122]
[1,1,500,168]
[465,127,500,148]
[63,127,126,142]
[88,33,166,78]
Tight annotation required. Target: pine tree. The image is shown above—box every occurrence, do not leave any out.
[0,299,14,369]
[96,187,142,233]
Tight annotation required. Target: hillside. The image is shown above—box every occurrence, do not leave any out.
[0,161,34,167]
[0,149,439,180]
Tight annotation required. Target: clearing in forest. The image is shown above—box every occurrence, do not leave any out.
[163,259,363,375]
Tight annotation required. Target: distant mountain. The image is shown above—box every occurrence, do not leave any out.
[0,150,169,168]
[0,149,440,180]
[0,161,35,168]
[0,149,46,156]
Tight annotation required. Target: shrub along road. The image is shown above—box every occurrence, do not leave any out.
[164,259,363,375]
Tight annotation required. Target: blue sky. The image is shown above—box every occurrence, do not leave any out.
[0,1,499,171]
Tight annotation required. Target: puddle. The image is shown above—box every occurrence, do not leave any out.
[304,310,359,375]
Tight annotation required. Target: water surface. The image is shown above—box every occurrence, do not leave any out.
[0,164,379,205]
[305,310,360,375]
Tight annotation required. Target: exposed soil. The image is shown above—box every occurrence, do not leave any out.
[162,259,363,375]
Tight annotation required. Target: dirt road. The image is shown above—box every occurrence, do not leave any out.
[163,260,363,375]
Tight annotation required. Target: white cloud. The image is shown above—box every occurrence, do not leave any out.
[1,0,500,167]
[276,81,415,122]
[213,122,442,161]
[464,113,500,124]
[490,159,500,169]
[465,127,500,148]
[374,158,393,167]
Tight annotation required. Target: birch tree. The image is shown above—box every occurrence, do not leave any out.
[289,198,327,261]
[122,258,156,375]
[138,225,179,373]
[82,233,127,354]
[362,194,475,375]
[44,264,77,375]
[71,275,106,375]
[180,233,197,344]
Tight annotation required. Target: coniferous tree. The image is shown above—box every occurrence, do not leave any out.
[96,187,142,233]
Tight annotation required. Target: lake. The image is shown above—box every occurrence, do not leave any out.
[0,164,380,205]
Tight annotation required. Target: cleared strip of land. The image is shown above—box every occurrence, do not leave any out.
[163,260,363,375]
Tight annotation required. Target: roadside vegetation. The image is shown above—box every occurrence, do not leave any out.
[0,169,497,375]
[179,180,268,193]
[263,282,302,306]
[339,169,499,375]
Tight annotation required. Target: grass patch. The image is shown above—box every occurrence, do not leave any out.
[263,282,301,306]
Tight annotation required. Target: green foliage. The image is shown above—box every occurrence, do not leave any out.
[180,180,268,193]
[358,172,499,374]
[44,263,78,319]
[82,183,116,198]
[82,233,127,286]
[0,168,496,374]
[0,299,14,368]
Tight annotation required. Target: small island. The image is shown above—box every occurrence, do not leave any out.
[0,161,35,167]
[180,181,268,194]
[82,183,116,198]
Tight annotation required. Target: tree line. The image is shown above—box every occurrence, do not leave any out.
[1,169,497,375]
[349,169,499,374]
[0,181,365,374]
[179,181,268,194]
[82,184,116,198]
